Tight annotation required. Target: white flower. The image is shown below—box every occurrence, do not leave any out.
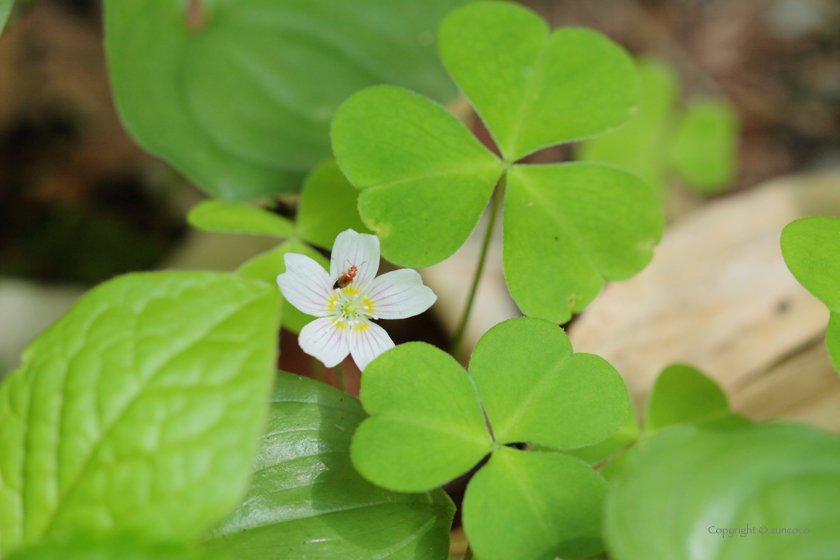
[276,229,437,371]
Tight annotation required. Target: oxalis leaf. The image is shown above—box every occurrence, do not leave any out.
[203,372,455,560]
[332,2,663,322]
[781,216,840,372]
[104,0,468,200]
[351,317,629,560]
[604,423,840,560]
[0,272,280,554]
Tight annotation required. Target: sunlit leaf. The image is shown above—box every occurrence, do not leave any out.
[504,163,663,323]
[351,343,492,492]
[563,406,639,465]
[470,317,629,449]
[187,200,295,238]
[104,0,468,200]
[332,85,502,267]
[781,216,840,371]
[604,423,840,560]
[669,99,739,193]
[645,364,729,434]
[296,161,371,250]
[204,372,455,560]
[8,538,219,560]
[463,447,607,560]
[438,2,639,162]
[0,273,280,554]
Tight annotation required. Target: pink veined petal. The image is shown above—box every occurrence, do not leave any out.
[298,317,351,368]
[330,229,380,289]
[348,319,395,372]
[277,253,334,316]
[367,269,437,320]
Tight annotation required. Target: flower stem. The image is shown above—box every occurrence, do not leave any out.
[451,173,506,358]
[334,362,345,393]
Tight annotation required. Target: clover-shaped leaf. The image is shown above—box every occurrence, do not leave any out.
[187,161,363,333]
[645,363,729,434]
[104,0,466,200]
[351,317,629,560]
[439,2,638,161]
[332,2,663,323]
[781,216,840,372]
[579,56,739,197]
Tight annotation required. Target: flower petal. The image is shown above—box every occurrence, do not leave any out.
[367,269,438,319]
[277,253,334,316]
[299,317,351,368]
[330,229,380,289]
[348,320,395,372]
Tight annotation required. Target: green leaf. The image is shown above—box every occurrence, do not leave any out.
[0,0,12,35]
[463,447,607,560]
[237,239,328,334]
[0,272,280,554]
[351,343,493,492]
[104,0,467,200]
[204,372,455,560]
[504,163,663,323]
[470,317,629,449]
[563,405,639,465]
[187,200,295,238]
[604,423,840,560]
[438,2,639,162]
[645,364,729,434]
[781,216,840,370]
[295,161,370,250]
[669,99,739,193]
[577,57,680,195]
[332,85,503,267]
[8,539,218,560]
[781,216,840,310]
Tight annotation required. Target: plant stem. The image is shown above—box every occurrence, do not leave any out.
[334,362,345,393]
[451,174,506,358]
[464,545,474,560]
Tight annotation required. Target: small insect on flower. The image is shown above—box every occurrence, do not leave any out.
[333,260,365,289]
[277,229,437,372]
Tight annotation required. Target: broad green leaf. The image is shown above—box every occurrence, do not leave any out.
[669,99,739,193]
[351,343,493,492]
[781,216,840,370]
[204,372,455,560]
[438,2,639,162]
[237,239,327,334]
[187,200,295,238]
[470,317,629,449]
[104,0,467,200]
[604,423,840,560]
[781,216,840,310]
[0,0,12,35]
[0,272,280,554]
[463,447,607,560]
[577,57,680,195]
[504,163,663,323]
[332,85,503,267]
[9,539,218,560]
[295,160,370,250]
[644,364,728,434]
[563,406,639,465]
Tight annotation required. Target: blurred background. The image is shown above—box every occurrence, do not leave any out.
[1,0,839,411]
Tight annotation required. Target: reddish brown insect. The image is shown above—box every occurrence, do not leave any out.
[333,261,365,289]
